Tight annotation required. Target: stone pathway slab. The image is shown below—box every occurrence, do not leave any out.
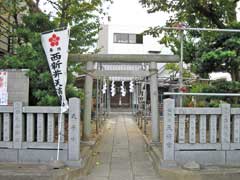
[78,114,162,180]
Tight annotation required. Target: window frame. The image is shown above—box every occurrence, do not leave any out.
[113,33,143,44]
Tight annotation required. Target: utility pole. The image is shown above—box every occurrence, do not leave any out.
[179,30,184,107]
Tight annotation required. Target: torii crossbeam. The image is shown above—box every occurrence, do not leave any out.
[69,54,179,63]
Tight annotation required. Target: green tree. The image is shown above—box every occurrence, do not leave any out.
[165,63,193,79]
[140,0,240,81]
[0,0,109,105]
[0,13,67,105]
[46,0,112,53]
[192,23,240,80]
[140,0,237,28]
[140,0,239,54]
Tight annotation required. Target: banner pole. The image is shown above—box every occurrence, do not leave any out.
[57,98,64,160]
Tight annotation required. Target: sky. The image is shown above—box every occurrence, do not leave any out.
[101,0,170,27]
[40,0,240,27]
[39,0,170,27]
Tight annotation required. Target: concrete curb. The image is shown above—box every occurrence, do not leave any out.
[141,131,240,180]
[0,149,92,180]
[0,121,106,180]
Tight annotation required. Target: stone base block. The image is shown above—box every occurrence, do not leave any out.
[0,149,18,162]
[65,159,82,167]
[19,149,67,163]
[226,150,240,166]
[175,151,225,166]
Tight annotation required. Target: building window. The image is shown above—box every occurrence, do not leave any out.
[136,34,143,44]
[129,34,136,43]
[114,33,128,43]
[148,50,161,54]
[113,33,143,44]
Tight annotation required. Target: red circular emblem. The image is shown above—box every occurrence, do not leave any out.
[48,34,60,47]
[180,87,187,93]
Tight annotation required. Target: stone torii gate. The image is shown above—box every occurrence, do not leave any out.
[69,54,179,142]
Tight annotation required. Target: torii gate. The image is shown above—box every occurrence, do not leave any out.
[69,54,179,142]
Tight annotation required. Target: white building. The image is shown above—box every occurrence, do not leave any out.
[97,24,172,55]
[97,23,173,84]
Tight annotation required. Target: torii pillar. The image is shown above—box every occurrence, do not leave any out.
[83,61,93,140]
[150,62,160,143]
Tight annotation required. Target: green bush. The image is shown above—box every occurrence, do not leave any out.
[187,80,240,107]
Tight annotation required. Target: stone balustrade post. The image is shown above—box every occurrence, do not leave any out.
[68,98,81,161]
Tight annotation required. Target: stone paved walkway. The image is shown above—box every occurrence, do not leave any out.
[79,113,162,180]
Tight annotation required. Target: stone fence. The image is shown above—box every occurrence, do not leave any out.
[0,98,81,166]
[163,98,240,166]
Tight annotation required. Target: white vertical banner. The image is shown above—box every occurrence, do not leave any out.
[0,72,7,92]
[0,72,8,105]
[41,29,69,113]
